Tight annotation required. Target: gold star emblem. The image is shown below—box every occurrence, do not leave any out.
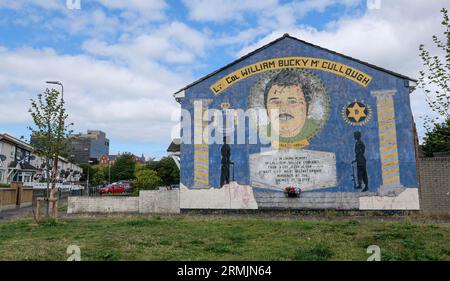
[347,103,366,122]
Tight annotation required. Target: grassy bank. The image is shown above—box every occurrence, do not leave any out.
[0,216,448,261]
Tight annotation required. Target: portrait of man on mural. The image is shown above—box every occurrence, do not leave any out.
[249,68,328,147]
[264,69,315,139]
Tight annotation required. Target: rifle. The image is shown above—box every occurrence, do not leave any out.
[351,161,357,189]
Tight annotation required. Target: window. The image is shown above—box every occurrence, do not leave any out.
[18,172,33,183]
[15,147,30,163]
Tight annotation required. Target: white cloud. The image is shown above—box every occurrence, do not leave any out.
[82,21,207,65]
[0,45,187,144]
[182,0,278,22]
[0,0,168,39]
[47,9,122,38]
[97,0,167,19]
[182,0,360,26]
[0,0,62,10]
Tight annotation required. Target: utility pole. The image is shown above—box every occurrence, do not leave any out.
[86,160,93,196]
[108,160,111,184]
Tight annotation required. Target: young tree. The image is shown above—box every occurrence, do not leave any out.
[91,166,107,186]
[418,8,450,131]
[29,88,73,215]
[418,8,450,156]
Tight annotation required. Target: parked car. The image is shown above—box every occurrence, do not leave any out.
[114,180,132,193]
[99,183,126,195]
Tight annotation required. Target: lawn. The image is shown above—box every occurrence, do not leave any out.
[0,215,448,261]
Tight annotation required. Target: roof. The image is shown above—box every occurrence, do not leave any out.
[167,139,181,153]
[8,161,39,171]
[0,133,34,151]
[173,33,417,96]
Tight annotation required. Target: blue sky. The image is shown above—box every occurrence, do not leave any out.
[0,0,447,159]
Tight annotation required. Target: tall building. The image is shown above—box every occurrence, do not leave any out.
[69,130,109,164]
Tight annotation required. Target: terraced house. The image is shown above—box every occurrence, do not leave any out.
[0,133,37,185]
[0,133,83,186]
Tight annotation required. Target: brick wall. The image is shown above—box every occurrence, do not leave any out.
[417,157,450,212]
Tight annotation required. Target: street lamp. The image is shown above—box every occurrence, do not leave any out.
[108,160,111,184]
[86,160,93,196]
[46,81,64,99]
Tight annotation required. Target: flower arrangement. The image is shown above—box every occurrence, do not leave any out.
[284,186,302,197]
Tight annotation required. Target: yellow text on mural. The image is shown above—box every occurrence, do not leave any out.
[210,57,372,94]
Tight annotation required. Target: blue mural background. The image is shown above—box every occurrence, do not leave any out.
[180,37,418,193]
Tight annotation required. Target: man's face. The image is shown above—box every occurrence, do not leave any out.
[266,84,307,138]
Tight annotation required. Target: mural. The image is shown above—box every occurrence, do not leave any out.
[177,35,419,210]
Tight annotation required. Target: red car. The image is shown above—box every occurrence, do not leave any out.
[99,183,126,195]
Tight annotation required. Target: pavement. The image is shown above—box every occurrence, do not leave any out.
[0,205,34,222]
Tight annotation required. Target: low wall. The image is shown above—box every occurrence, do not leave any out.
[68,189,181,214]
[140,189,180,214]
[255,192,360,210]
[418,157,450,212]
[180,182,258,209]
[359,188,420,210]
[67,196,139,214]
[66,185,423,213]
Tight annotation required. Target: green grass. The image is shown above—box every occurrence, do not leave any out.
[0,216,448,261]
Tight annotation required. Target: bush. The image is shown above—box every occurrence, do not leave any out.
[145,157,179,185]
[132,169,162,194]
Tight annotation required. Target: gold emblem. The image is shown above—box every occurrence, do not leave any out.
[342,101,371,126]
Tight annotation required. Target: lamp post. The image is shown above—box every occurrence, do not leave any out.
[46,81,63,100]
[86,160,93,196]
[108,160,111,184]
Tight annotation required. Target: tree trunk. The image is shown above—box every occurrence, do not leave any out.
[45,159,51,217]
[50,156,59,215]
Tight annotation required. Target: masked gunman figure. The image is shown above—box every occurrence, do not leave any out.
[352,131,368,192]
[220,136,231,187]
